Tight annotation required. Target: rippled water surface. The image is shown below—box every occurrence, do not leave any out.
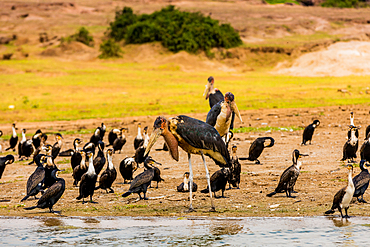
[1,216,370,246]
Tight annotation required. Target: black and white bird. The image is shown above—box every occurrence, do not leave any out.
[134,123,143,150]
[5,123,18,152]
[360,132,370,163]
[145,115,231,212]
[98,123,106,141]
[325,165,354,218]
[113,129,127,154]
[51,133,63,161]
[134,126,149,167]
[96,149,117,193]
[24,168,65,213]
[108,128,126,146]
[72,150,87,186]
[352,160,370,203]
[177,172,198,192]
[89,127,101,146]
[21,154,47,202]
[206,92,243,146]
[239,137,275,164]
[18,129,27,160]
[76,152,98,203]
[119,157,137,184]
[203,76,224,108]
[0,155,15,179]
[341,125,359,163]
[302,120,320,145]
[228,145,241,189]
[31,129,43,150]
[20,129,34,161]
[267,150,308,198]
[43,144,58,189]
[70,138,83,170]
[200,168,230,198]
[28,131,47,165]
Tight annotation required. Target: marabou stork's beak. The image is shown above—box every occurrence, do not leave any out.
[230,101,243,123]
[203,84,210,100]
[144,127,163,157]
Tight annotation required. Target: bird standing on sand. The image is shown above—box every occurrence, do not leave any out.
[24,168,65,213]
[239,137,275,164]
[228,145,241,189]
[302,120,320,145]
[134,123,143,150]
[21,154,47,202]
[76,152,97,203]
[325,165,354,218]
[119,157,137,184]
[352,160,370,203]
[51,133,63,161]
[5,123,18,152]
[267,150,308,198]
[360,132,370,163]
[206,92,243,146]
[203,76,224,108]
[96,149,117,193]
[177,172,198,192]
[145,115,230,212]
[200,168,230,198]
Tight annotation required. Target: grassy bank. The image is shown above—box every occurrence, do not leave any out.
[1,58,369,123]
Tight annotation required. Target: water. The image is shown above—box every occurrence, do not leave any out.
[1,216,370,246]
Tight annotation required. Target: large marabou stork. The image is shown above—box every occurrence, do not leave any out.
[206,92,243,146]
[203,76,224,108]
[144,115,230,212]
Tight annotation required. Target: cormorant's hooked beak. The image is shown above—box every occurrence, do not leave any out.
[230,101,243,123]
[203,83,211,100]
[144,127,163,157]
[299,154,309,158]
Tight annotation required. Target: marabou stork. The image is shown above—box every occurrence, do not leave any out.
[203,76,224,108]
[144,115,230,212]
[206,92,243,146]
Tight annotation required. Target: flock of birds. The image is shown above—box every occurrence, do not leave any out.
[0,76,370,217]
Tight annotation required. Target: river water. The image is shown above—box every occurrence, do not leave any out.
[0,216,369,246]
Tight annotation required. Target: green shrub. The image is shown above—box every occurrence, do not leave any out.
[321,0,368,7]
[61,27,94,47]
[107,5,242,53]
[99,39,122,58]
[109,7,137,41]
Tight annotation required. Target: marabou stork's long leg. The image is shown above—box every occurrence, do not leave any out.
[188,153,195,212]
[201,151,216,211]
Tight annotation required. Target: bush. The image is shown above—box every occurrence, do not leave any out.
[321,0,369,7]
[99,39,122,58]
[107,5,242,53]
[61,27,94,47]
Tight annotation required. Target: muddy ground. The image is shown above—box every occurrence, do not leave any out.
[0,105,370,218]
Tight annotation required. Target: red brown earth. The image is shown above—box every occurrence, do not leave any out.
[0,105,369,217]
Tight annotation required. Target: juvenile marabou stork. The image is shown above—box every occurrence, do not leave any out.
[144,115,230,212]
[206,92,243,146]
[203,76,224,108]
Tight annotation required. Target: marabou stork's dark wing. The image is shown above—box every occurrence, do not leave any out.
[206,102,222,127]
[129,169,154,191]
[176,115,230,165]
[27,168,45,194]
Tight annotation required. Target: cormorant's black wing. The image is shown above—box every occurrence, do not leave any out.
[333,187,346,205]
[27,168,45,194]
[206,102,222,127]
[353,171,370,190]
[129,170,154,191]
[37,181,64,207]
[176,115,230,164]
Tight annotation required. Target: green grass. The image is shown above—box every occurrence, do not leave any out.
[234,126,304,133]
[1,58,370,123]
[264,0,299,5]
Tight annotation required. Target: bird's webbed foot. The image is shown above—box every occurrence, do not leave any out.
[255,160,261,165]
